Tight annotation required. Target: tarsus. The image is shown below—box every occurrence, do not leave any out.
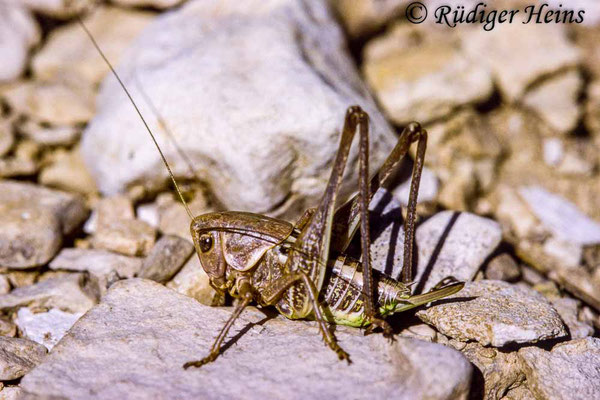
[77,14,194,221]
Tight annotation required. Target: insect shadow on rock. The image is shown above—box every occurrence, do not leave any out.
[78,16,464,368]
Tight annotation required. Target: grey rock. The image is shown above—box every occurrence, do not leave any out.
[50,248,143,293]
[16,308,83,350]
[165,255,220,306]
[0,274,97,314]
[0,180,87,235]
[81,0,395,216]
[519,186,600,245]
[370,199,502,291]
[0,206,62,269]
[20,279,473,399]
[417,280,567,347]
[550,297,594,340]
[0,336,47,380]
[139,235,193,283]
[518,338,600,400]
[485,254,521,282]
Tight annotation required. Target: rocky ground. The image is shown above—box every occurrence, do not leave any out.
[1,0,600,399]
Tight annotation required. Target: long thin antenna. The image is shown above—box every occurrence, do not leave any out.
[77,15,194,221]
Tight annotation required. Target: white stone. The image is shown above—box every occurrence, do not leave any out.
[542,237,582,268]
[519,186,600,245]
[81,0,396,215]
[543,138,564,167]
[16,308,83,350]
[393,166,439,206]
[0,3,40,82]
[166,255,219,306]
[20,279,473,399]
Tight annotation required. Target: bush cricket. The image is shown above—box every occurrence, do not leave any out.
[78,15,464,368]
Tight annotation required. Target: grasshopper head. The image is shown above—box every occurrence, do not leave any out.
[190,211,294,294]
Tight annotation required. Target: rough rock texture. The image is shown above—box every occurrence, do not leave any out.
[485,254,521,282]
[0,386,21,399]
[139,235,193,283]
[332,0,404,37]
[20,279,473,399]
[0,337,46,381]
[81,0,396,216]
[39,147,98,195]
[417,280,567,347]
[16,308,84,350]
[363,24,493,124]
[550,297,594,340]
[518,338,600,400]
[0,274,97,314]
[0,3,40,82]
[91,219,156,257]
[0,180,87,235]
[50,248,143,292]
[32,6,155,86]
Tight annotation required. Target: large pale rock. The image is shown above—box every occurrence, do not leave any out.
[32,6,155,86]
[0,337,46,381]
[363,24,492,125]
[81,0,396,215]
[16,308,84,350]
[0,3,40,82]
[518,338,600,400]
[0,180,87,235]
[519,186,600,245]
[0,274,97,314]
[462,17,580,101]
[20,279,473,399]
[417,280,567,347]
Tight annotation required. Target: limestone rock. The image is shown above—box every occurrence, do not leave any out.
[0,275,10,295]
[166,256,220,306]
[550,297,594,340]
[111,0,183,9]
[20,279,473,399]
[16,308,84,350]
[39,147,98,195]
[0,206,62,269]
[0,119,14,157]
[18,120,80,147]
[21,0,93,18]
[501,385,536,400]
[485,254,521,282]
[518,338,600,400]
[462,18,580,101]
[522,71,582,135]
[0,180,87,235]
[363,24,492,124]
[139,235,193,283]
[0,274,97,314]
[417,280,567,347]
[32,6,155,86]
[81,0,396,216]
[0,3,40,82]
[519,186,600,245]
[2,79,95,126]
[92,219,156,257]
[50,248,143,292]
[0,336,47,381]
[0,386,22,400]
[0,318,17,337]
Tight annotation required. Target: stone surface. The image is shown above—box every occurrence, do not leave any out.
[2,79,95,126]
[550,297,594,340]
[50,248,143,292]
[0,336,46,381]
[0,119,14,158]
[19,119,80,146]
[0,386,21,400]
[92,219,156,257]
[166,256,220,306]
[363,24,492,124]
[462,18,580,101]
[332,0,404,37]
[0,205,62,269]
[139,235,193,283]
[81,0,396,216]
[501,385,536,400]
[112,0,183,9]
[519,186,600,245]
[417,280,567,347]
[522,71,582,135]
[21,0,93,18]
[20,279,473,399]
[0,275,10,295]
[16,308,84,350]
[518,338,600,400]
[0,274,97,314]
[0,180,88,235]
[0,318,16,337]
[157,192,210,239]
[0,3,40,82]
[32,6,155,86]
[39,147,98,195]
[485,254,521,282]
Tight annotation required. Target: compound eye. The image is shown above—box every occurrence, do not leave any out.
[199,234,213,253]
